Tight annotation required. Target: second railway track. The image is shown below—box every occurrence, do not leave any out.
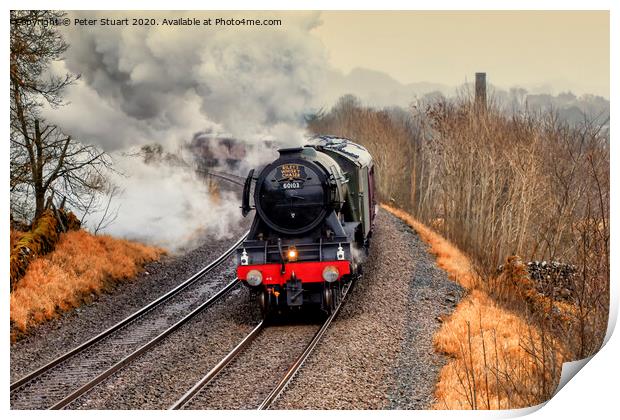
[10,232,248,410]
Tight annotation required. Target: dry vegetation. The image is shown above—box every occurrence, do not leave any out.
[10,230,164,340]
[10,209,81,289]
[207,176,221,204]
[383,205,562,409]
[433,289,562,409]
[310,94,609,409]
[10,229,26,250]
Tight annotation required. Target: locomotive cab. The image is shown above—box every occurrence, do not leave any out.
[236,136,375,316]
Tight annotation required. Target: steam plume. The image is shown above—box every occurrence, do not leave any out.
[42,11,327,249]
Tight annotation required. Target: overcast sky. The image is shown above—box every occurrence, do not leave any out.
[46,10,609,154]
[313,11,609,97]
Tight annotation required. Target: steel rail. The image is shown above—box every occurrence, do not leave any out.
[207,169,246,181]
[257,281,353,410]
[11,232,248,392]
[49,278,241,410]
[169,320,265,410]
[202,170,245,186]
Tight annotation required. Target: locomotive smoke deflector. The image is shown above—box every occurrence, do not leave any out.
[241,168,255,217]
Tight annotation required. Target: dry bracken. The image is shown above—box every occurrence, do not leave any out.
[10,230,164,340]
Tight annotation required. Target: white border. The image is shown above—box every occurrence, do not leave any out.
[2,1,616,419]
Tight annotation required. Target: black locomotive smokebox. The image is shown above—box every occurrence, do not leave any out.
[254,152,329,235]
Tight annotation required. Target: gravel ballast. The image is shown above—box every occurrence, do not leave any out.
[271,209,464,409]
[183,319,322,409]
[11,207,463,410]
[67,286,261,409]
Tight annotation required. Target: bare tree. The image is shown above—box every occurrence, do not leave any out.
[10,10,112,223]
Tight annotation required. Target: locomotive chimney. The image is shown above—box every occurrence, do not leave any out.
[277,147,304,157]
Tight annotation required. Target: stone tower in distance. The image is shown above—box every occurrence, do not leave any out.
[475,72,487,111]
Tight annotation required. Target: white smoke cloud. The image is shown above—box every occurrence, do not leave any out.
[52,11,326,151]
[84,153,242,252]
[40,11,328,250]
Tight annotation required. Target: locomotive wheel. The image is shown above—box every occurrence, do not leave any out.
[258,291,270,319]
[323,287,334,314]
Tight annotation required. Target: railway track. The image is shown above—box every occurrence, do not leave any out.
[170,321,266,409]
[258,283,353,410]
[10,232,248,410]
[49,279,241,410]
[170,280,354,410]
[201,170,246,187]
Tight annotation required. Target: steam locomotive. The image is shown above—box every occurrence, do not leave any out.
[236,136,376,315]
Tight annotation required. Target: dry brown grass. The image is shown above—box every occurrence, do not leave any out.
[10,230,164,340]
[382,204,563,409]
[432,289,562,409]
[10,229,26,249]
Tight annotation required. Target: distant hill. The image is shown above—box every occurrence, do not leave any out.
[319,67,451,108]
[319,67,609,127]
[525,92,609,126]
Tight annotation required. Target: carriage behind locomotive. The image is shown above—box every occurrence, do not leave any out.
[236,136,376,315]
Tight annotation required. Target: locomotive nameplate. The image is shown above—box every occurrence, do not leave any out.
[279,164,303,180]
[276,164,306,189]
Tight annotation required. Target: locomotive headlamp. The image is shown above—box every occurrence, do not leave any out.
[336,245,345,261]
[322,265,339,283]
[287,246,298,262]
[246,269,263,286]
[240,249,249,266]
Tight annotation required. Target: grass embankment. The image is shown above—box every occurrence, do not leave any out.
[10,229,26,250]
[10,229,164,340]
[382,204,565,409]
